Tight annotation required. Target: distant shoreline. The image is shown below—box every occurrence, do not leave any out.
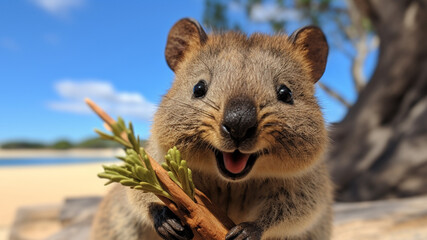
[0,148,125,159]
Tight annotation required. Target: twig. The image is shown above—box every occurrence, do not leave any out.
[318,83,352,108]
[85,98,235,240]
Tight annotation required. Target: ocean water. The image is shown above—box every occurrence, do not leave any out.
[0,157,117,166]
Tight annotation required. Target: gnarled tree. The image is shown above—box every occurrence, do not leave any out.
[328,0,427,201]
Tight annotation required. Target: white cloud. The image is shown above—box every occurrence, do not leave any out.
[30,0,84,17]
[250,3,301,22]
[48,80,157,121]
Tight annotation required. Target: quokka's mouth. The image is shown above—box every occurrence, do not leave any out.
[214,149,258,180]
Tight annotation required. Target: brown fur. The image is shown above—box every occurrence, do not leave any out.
[91,18,333,240]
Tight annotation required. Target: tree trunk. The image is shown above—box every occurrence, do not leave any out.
[328,0,427,201]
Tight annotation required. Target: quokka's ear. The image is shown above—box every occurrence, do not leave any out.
[289,26,328,83]
[165,18,208,72]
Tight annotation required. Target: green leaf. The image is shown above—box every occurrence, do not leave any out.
[92,113,192,202]
[104,180,114,186]
[135,166,150,181]
[168,171,181,187]
[161,162,170,171]
[95,129,115,140]
[113,136,132,148]
[97,172,116,179]
[103,165,132,177]
[120,179,139,187]
[163,148,195,200]
[111,175,129,182]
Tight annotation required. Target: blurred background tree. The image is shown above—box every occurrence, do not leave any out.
[0,138,124,149]
[204,0,427,202]
[51,139,73,150]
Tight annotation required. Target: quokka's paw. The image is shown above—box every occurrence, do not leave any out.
[226,222,263,240]
[150,205,193,240]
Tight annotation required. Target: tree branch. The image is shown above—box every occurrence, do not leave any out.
[85,98,235,240]
[351,35,369,92]
[346,0,376,93]
[318,82,352,108]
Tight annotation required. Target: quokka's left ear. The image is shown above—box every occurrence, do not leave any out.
[289,26,329,83]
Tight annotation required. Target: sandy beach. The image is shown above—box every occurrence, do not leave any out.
[0,149,122,239]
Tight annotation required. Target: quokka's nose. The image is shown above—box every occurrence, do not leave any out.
[221,97,257,145]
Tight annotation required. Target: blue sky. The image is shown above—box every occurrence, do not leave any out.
[0,0,376,144]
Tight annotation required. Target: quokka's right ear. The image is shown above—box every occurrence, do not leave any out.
[288,26,328,83]
[165,18,207,72]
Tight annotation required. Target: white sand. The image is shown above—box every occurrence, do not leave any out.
[0,160,119,228]
[0,149,125,240]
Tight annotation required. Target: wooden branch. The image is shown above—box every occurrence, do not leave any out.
[351,35,368,93]
[347,0,371,93]
[85,98,235,240]
[318,83,352,108]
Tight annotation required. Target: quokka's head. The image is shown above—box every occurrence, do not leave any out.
[152,18,329,181]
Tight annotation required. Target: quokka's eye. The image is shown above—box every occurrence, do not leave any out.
[277,84,293,104]
[193,80,208,98]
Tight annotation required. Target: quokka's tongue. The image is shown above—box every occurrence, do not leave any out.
[223,151,250,174]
